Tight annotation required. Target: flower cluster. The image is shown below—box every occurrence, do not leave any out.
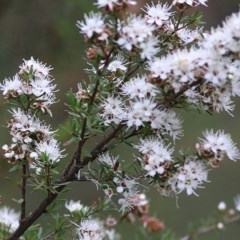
[1,58,64,175]
[78,1,203,60]
[196,130,240,164]
[65,201,120,240]
[116,15,158,59]
[75,0,240,200]
[0,57,56,115]
[114,176,140,213]
[148,10,240,114]
[134,137,173,177]
[76,218,120,240]
[168,157,208,196]
[100,75,183,140]
[2,0,240,239]
[77,218,105,240]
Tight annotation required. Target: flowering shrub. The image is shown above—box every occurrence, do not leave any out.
[1,0,240,239]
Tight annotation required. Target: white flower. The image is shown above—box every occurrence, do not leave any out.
[105,229,120,240]
[0,75,23,97]
[135,137,173,176]
[198,130,240,161]
[77,219,105,240]
[159,110,183,141]
[148,48,196,84]
[114,176,140,213]
[19,57,52,78]
[30,138,65,164]
[143,2,172,27]
[217,222,224,230]
[176,27,202,44]
[228,61,240,97]
[201,11,240,57]
[148,55,172,80]
[30,78,57,97]
[120,75,159,99]
[201,29,229,55]
[65,200,89,213]
[116,15,154,51]
[218,201,227,211]
[125,98,157,129]
[95,0,120,11]
[172,0,207,7]
[107,55,128,72]
[118,193,134,213]
[139,36,159,60]
[211,90,235,115]
[76,12,105,39]
[2,143,29,163]
[223,11,240,39]
[8,108,53,144]
[0,206,20,232]
[234,195,240,211]
[97,152,119,167]
[1,58,57,114]
[100,95,125,125]
[168,158,208,196]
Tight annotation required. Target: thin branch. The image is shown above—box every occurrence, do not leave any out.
[40,230,58,240]
[75,48,114,167]
[20,160,27,223]
[163,78,203,108]
[180,214,240,240]
[75,78,100,166]
[81,123,124,166]
[7,123,124,240]
[175,10,184,32]
[123,60,145,82]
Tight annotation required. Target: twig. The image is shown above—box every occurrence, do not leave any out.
[40,230,57,240]
[180,214,240,240]
[20,160,27,223]
[164,78,203,108]
[7,123,124,240]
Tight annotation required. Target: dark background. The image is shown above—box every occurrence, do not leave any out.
[0,1,240,239]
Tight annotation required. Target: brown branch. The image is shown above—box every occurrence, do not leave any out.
[7,123,124,240]
[20,161,27,223]
[40,230,58,240]
[75,48,114,167]
[8,74,203,239]
[81,123,124,166]
[180,214,240,240]
[164,78,203,108]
